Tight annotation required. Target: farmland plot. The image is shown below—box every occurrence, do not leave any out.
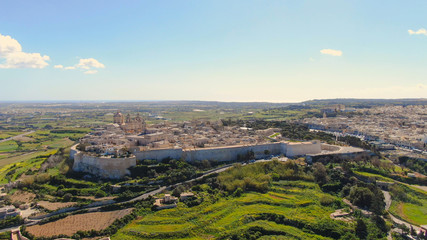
[27,208,133,238]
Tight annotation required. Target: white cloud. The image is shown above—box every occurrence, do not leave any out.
[408,28,427,36]
[320,49,342,56]
[0,33,50,69]
[84,70,98,74]
[76,58,105,69]
[57,58,104,74]
[54,65,63,69]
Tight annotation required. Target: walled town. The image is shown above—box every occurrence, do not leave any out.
[72,111,329,178]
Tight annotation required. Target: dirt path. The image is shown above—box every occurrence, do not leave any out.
[408,184,427,192]
[382,190,391,211]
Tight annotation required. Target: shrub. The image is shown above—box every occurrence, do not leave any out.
[319,195,335,206]
[95,190,107,198]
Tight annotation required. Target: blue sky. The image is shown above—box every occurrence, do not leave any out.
[0,0,426,102]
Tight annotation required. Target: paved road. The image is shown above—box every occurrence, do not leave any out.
[0,131,34,143]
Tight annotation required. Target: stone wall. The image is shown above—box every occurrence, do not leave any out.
[71,141,322,178]
[183,142,283,162]
[135,148,183,161]
[73,152,136,179]
[70,144,79,159]
[286,141,321,157]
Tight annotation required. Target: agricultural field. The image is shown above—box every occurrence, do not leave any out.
[0,150,57,184]
[389,184,427,226]
[26,208,133,238]
[0,131,25,140]
[353,171,395,183]
[113,180,350,240]
[0,128,88,173]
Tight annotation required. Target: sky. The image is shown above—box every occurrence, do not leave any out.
[0,0,426,102]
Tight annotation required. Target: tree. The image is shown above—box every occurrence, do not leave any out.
[172,185,186,197]
[349,187,374,209]
[313,162,328,185]
[201,159,211,170]
[410,226,416,236]
[355,219,368,239]
[63,193,72,202]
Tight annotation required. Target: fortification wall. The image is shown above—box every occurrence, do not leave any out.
[135,148,183,161]
[286,141,321,157]
[73,153,136,179]
[183,142,283,162]
[70,144,79,160]
[71,141,323,179]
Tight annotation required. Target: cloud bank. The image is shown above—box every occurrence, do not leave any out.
[320,49,342,56]
[0,33,50,69]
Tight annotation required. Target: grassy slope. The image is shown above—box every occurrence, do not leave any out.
[389,185,427,226]
[113,181,347,240]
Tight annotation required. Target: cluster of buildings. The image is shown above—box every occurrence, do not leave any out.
[79,111,282,157]
[71,111,327,179]
[303,105,427,151]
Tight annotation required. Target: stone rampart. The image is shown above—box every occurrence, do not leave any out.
[73,152,136,179]
[71,141,322,178]
[183,142,283,162]
[286,141,321,157]
[134,148,183,161]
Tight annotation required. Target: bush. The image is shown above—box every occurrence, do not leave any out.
[319,195,335,206]
[0,216,24,229]
[63,193,72,201]
[95,190,107,198]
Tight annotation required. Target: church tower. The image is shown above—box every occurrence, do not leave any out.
[113,110,124,125]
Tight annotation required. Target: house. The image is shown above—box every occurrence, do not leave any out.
[153,194,178,210]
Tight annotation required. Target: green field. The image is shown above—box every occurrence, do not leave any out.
[353,171,395,183]
[389,185,427,226]
[0,129,80,170]
[113,180,349,240]
[0,140,18,152]
[0,150,57,184]
[0,131,24,140]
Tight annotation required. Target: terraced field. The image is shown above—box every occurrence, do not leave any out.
[113,181,350,240]
[27,208,133,238]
